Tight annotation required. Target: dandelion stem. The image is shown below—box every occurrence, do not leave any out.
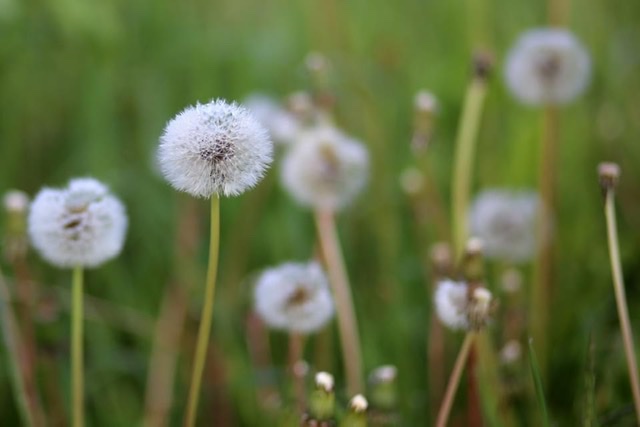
[436,332,475,427]
[451,78,488,258]
[0,268,39,427]
[71,265,84,427]
[604,189,640,422]
[289,333,306,413]
[184,195,220,427]
[314,209,364,395]
[532,106,558,377]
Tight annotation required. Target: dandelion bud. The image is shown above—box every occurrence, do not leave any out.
[368,365,398,411]
[3,190,29,214]
[597,162,620,191]
[472,50,494,80]
[505,29,591,106]
[28,178,127,268]
[157,99,273,198]
[349,394,368,413]
[254,262,334,334]
[469,190,538,264]
[306,371,335,422]
[340,395,368,427]
[281,125,369,211]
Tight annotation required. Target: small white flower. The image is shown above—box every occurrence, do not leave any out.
[28,178,127,268]
[369,365,397,384]
[244,94,301,145]
[505,28,591,106]
[281,125,368,211]
[469,190,538,263]
[348,394,368,413]
[254,261,334,334]
[434,280,469,331]
[500,340,522,365]
[3,190,29,213]
[157,99,273,198]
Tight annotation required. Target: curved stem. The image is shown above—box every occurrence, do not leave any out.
[436,332,475,427]
[184,195,220,427]
[314,209,364,395]
[451,78,488,258]
[71,266,84,427]
[604,190,640,422]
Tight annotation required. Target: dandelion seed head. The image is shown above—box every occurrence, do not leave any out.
[505,29,591,106]
[254,261,334,334]
[244,94,301,145]
[434,280,469,331]
[281,125,368,211]
[158,99,273,198]
[3,190,29,213]
[469,190,538,263]
[28,178,127,268]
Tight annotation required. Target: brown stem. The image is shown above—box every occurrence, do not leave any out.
[314,209,364,395]
[436,333,475,427]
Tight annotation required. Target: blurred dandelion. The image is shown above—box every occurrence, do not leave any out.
[244,94,302,145]
[505,28,591,106]
[469,190,538,263]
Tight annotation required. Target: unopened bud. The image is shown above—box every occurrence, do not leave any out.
[472,51,494,80]
[598,162,620,191]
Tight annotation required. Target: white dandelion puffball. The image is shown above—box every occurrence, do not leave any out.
[244,94,301,145]
[158,99,273,198]
[434,280,469,331]
[4,190,29,213]
[281,125,369,211]
[469,190,538,263]
[254,261,334,334]
[505,28,591,106]
[28,178,128,268]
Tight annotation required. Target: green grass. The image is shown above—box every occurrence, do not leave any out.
[1,0,640,425]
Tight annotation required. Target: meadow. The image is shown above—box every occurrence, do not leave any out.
[1,0,640,425]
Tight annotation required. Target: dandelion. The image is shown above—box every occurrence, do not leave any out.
[254,261,334,334]
[244,94,302,145]
[157,99,273,198]
[434,280,469,331]
[3,190,29,214]
[505,29,591,106]
[281,124,368,211]
[305,372,336,424]
[469,190,538,263]
[28,178,127,268]
[158,98,273,427]
[28,177,127,427]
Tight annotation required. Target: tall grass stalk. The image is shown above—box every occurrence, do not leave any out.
[603,186,640,422]
[314,209,364,395]
[71,265,85,427]
[527,338,550,427]
[184,195,221,427]
[451,76,488,259]
[531,106,558,376]
[436,332,475,427]
[0,268,44,427]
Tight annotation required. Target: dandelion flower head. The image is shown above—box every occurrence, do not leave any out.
[158,99,273,198]
[281,125,368,211]
[469,190,538,263]
[505,28,591,106]
[28,178,127,268]
[434,279,469,331]
[254,261,334,334]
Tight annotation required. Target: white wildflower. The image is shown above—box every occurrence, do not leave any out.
[244,94,301,145]
[349,394,368,413]
[469,190,538,263]
[157,99,273,198]
[254,261,334,334]
[500,340,522,364]
[369,365,397,384]
[315,371,334,392]
[3,190,29,213]
[28,178,127,268]
[281,125,368,211]
[505,28,591,106]
[434,280,469,331]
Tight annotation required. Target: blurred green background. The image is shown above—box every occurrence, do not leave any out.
[1,0,640,425]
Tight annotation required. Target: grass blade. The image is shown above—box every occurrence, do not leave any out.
[528,337,550,427]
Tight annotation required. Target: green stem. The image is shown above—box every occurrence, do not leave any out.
[451,78,488,258]
[604,190,640,422]
[184,195,221,427]
[314,209,364,396]
[72,265,84,427]
[532,107,558,377]
[436,332,475,427]
[0,268,37,427]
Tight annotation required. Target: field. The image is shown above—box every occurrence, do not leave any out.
[1,0,640,425]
